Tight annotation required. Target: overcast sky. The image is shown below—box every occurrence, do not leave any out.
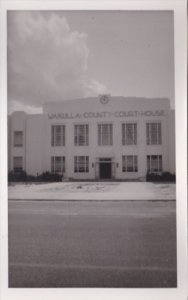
[7,10,174,113]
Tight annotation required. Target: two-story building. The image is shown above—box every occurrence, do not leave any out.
[8,95,175,180]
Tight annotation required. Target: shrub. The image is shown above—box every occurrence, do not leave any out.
[146,171,176,182]
[8,170,27,182]
[37,171,62,182]
[8,170,63,182]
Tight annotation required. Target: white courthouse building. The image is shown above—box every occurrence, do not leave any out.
[8,95,175,180]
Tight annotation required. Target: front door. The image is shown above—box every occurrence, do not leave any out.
[99,158,112,179]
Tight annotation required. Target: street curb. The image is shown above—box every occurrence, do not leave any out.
[8,199,176,202]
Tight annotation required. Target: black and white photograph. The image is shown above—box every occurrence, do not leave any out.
[0,1,187,300]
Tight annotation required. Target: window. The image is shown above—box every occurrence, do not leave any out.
[147,155,162,172]
[74,124,89,146]
[14,131,23,147]
[13,156,23,171]
[146,122,162,145]
[51,156,65,173]
[74,156,89,173]
[51,125,65,146]
[122,155,138,172]
[122,123,137,145]
[98,124,113,146]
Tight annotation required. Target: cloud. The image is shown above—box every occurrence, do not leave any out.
[8,100,43,114]
[8,11,106,113]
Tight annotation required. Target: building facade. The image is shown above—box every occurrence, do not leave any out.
[8,95,175,180]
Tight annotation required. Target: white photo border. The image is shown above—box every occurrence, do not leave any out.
[0,1,187,300]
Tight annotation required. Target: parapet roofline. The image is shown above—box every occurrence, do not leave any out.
[9,96,171,115]
[44,96,170,106]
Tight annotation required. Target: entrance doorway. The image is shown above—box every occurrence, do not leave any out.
[99,158,112,179]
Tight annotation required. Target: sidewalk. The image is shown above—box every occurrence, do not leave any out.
[8,182,176,201]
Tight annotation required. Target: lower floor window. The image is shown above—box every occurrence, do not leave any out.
[147,155,162,172]
[51,156,65,173]
[13,156,23,171]
[74,156,89,173]
[122,155,138,172]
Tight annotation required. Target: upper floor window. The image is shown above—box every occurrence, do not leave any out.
[122,155,138,172]
[147,155,162,173]
[51,156,65,173]
[146,122,162,145]
[74,156,89,173]
[13,156,23,172]
[74,124,89,146]
[51,125,65,146]
[122,123,137,145]
[14,131,23,147]
[98,124,113,146]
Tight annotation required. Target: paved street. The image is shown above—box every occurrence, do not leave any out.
[9,200,177,287]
